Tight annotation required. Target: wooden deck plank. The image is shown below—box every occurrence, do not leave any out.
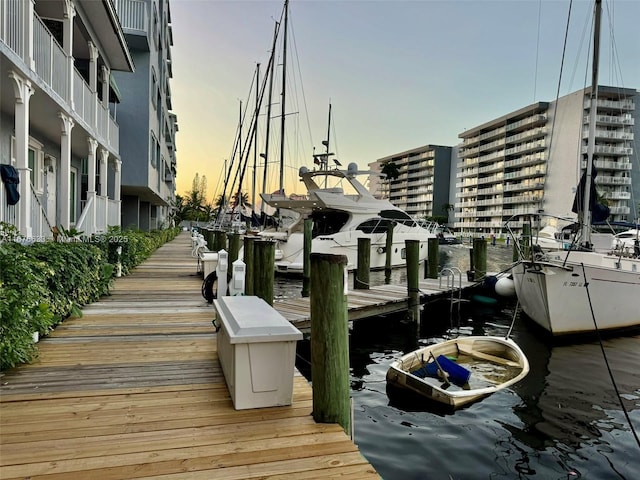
[0,232,380,479]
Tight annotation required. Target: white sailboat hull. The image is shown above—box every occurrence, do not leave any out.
[513,251,640,336]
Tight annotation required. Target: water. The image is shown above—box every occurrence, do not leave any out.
[282,244,640,479]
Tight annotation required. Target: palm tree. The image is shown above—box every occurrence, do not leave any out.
[380,161,400,181]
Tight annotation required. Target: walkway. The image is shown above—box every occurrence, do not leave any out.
[0,231,379,479]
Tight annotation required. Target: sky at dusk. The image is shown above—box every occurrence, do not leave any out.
[168,0,640,203]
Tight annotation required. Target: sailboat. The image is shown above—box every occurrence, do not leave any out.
[512,0,640,337]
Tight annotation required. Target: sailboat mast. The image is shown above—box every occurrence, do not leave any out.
[279,0,289,194]
[324,103,331,187]
[261,20,280,213]
[252,63,260,217]
[582,0,602,246]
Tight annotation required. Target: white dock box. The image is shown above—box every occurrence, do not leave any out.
[199,251,218,278]
[213,296,303,410]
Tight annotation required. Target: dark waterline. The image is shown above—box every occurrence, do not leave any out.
[283,245,640,479]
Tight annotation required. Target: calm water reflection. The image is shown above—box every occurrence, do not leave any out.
[289,244,640,479]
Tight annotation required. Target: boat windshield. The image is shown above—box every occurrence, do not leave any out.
[356,219,392,234]
[311,210,349,237]
[380,209,417,227]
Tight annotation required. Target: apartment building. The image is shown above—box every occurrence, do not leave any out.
[1,0,133,238]
[455,86,638,236]
[113,0,177,231]
[370,145,453,221]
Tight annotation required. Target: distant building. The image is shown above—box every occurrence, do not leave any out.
[455,86,638,236]
[113,0,178,231]
[369,145,454,222]
[1,0,133,238]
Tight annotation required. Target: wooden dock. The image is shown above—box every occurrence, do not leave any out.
[0,232,380,479]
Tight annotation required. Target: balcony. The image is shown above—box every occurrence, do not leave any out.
[584,98,635,111]
[594,176,632,186]
[581,159,632,171]
[589,114,635,126]
[2,3,120,152]
[581,145,633,156]
[116,0,149,33]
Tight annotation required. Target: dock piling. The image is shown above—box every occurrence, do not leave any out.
[243,236,255,295]
[302,218,312,297]
[254,240,275,305]
[385,222,393,284]
[310,253,351,436]
[426,237,439,279]
[355,237,370,289]
[472,238,487,281]
[406,240,421,326]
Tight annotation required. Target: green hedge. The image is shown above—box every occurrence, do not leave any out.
[0,226,180,371]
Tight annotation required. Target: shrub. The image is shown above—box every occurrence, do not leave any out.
[0,224,181,371]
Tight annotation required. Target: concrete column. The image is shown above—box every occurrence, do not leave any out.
[62,0,76,107]
[24,0,35,70]
[86,137,98,234]
[99,148,108,197]
[87,138,98,192]
[58,112,75,229]
[114,159,122,202]
[9,71,35,237]
[101,66,110,108]
[88,41,98,93]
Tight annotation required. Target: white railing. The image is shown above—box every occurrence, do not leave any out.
[115,0,148,32]
[76,194,95,235]
[95,195,107,232]
[1,0,27,57]
[107,199,120,227]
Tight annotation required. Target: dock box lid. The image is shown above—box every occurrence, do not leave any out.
[214,296,303,344]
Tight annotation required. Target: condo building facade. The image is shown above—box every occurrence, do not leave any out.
[369,144,453,221]
[113,0,177,231]
[1,0,134,239]
[455,86,638,236]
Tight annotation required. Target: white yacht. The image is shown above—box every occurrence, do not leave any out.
[259,163,438,274]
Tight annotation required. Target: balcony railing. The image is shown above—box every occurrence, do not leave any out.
[1,2,120,153]
[115,0,148,33]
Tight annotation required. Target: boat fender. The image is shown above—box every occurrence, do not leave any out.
[201,271,217,304]
[495,275,516,297]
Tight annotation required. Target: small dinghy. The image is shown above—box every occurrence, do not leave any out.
[386,336,529,409]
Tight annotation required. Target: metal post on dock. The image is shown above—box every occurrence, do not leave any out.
[310,253,351,436]
[472,238,487,281]
[354,237,370,289]
[426,237,439,279]
[302,218,312,297]
[385,222,393,284]
[243,236,255,296]
[253,240,275,306]
[406,240,421,327]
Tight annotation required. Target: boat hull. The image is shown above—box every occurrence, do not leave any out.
[386,336,529,409]
[270,230,430,274]
[513,251,640,336]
